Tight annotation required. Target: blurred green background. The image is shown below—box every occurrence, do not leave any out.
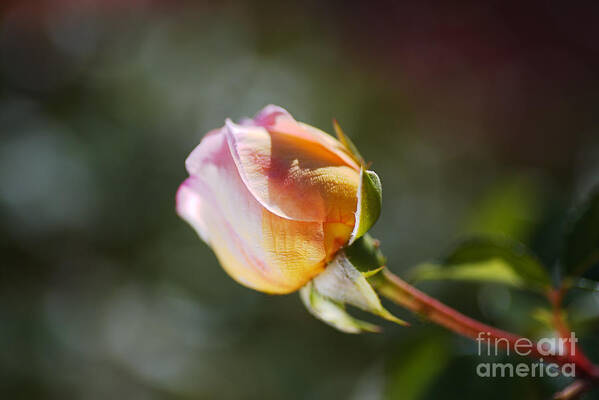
[2,1,599,399]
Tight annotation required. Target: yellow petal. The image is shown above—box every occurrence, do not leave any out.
[177,130,327,294]
[324,222,353,261]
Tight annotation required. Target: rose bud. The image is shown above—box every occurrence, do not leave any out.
[177,105,403,331]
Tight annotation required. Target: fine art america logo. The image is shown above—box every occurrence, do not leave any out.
[476,332,578,377]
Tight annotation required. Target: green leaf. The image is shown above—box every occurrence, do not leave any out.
[409,237,551,290]
[333,119,365,166]
[462,174,544,241]
[567,290,599,333]
[530,307,557,330]
[410,260,526,287]
[561,187,599,278]
[349,168,382,244]
[385,334,450,400]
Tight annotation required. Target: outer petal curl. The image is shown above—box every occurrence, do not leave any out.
[225,118,360,225]
[177,130,327,294]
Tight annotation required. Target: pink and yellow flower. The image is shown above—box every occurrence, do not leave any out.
[176,105,362,294]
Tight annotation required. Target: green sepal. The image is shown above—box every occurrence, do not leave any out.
[333,119,365,166]
[300,282,380,334]
[300,251,407,333]
[349,168,382,244]
[345,234,386,275]
[362,266,385,279]
[331,120,382,245]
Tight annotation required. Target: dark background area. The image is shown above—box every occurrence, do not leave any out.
[1,1,599,398]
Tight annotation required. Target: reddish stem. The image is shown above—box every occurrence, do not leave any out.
[376,269,599,380]
[548,287,598,380]
[553,380,592,400]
